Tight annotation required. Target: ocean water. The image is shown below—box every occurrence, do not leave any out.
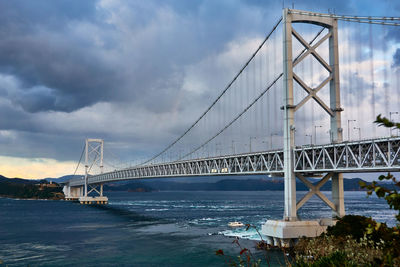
[0,191,397,266]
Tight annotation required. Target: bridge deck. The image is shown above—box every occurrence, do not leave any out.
[68,137,400,186]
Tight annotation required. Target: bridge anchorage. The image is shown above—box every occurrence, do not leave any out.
[63,8,400,246]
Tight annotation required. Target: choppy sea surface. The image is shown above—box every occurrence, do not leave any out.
[0,191,397,266]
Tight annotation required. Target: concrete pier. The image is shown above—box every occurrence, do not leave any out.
[63,185,83,201]
[79,196,108,204]
[63,184,108,204]
[261,219,336,247]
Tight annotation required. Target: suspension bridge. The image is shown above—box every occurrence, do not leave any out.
[63,9,400,246]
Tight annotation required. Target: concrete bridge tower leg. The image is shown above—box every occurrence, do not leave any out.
[329,17,345,218]
[332,174,345,217]
[281,7,297,222]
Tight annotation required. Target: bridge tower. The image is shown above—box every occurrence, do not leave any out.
[262,8,344,246]
[79,138,108,204]
[63,139,108,204]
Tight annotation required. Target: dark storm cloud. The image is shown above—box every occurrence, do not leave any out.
[11,86,57,113]
[0,35,121,112]
[0,0,357,114]
[0,0,392,165]
[0,100,37,132]
[0,0,118,112]
[0,0,268,114]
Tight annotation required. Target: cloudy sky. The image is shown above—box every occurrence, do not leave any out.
[0,0,399,179]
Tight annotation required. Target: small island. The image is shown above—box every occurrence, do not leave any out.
[0,176,64,200]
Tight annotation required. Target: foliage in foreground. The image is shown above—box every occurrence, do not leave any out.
[359,172,400,224]
[295,116,400,266]
[295,235,384,267]
[218,115,400,266]
[295,230,394,266]
[294,215,400,266]
[216,216,400,266]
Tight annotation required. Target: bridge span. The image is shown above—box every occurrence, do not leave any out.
[64,8,400,246]
[67,137,400,188]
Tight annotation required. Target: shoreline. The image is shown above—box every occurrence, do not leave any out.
[0,195,64,201]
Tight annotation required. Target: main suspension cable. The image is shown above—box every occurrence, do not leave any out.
[179,73,283,160]
[73,144,85,176]
[177,26,326,161]
[140,17,283,165]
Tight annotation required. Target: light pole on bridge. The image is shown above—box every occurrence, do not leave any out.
[347,119,356,141]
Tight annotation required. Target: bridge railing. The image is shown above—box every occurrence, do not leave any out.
[68,137,400,187]
[68,149,285,186]
[294,137,400,172]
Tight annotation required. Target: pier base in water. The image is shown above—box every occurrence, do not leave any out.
[261,219,336,247]
[79,196,108,205]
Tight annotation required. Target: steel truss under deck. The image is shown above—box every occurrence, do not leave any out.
[68,137,400,187]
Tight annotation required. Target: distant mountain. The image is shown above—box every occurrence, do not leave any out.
[104,182,153,192]
[104,177,370,192]
[0,175,42,184]
[0,174,81,185]
[45,175,82,183]
[0,173,394,192]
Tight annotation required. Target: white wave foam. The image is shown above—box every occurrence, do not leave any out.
[219,228,263,241]
[144,208,169,211]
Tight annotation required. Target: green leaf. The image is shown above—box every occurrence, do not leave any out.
[366,226,373,235]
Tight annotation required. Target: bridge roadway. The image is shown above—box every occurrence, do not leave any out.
[68,136,400,187]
